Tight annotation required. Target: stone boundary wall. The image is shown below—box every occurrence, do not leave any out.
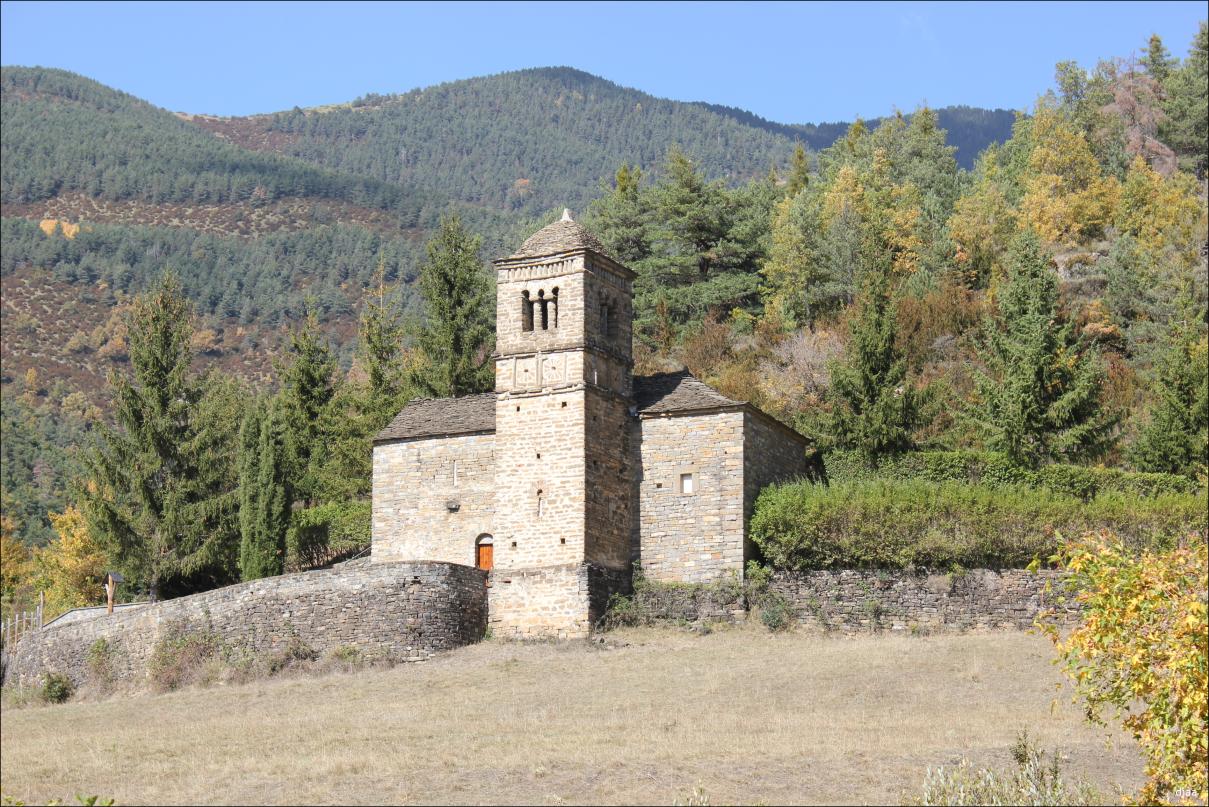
[770,569,1078,632]
[611,569,1078,632]
[3,561,487,689]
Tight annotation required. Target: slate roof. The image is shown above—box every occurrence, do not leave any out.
[374,371,761,443]
[631,370,746,415]
[504,209,612,261]
[374,392,497,443]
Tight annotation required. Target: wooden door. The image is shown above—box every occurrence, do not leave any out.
[476,542,493,571]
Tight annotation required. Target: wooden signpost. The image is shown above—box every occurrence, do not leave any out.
[105,571,123,615]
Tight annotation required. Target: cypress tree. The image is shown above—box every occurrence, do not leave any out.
[1129,319,1208,479]
[826,263,930,464]
[84,273,242,601]
[970,231,1117,467]
[238,397,292,581]
[407,215,494,398]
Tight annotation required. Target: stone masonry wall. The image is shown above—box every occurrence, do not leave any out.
[742,411,811,563]
[488,563,590,639]
[584,389,633,571]
[768,569,1079,633]
[634,411,746,583]
[372,433,495,566]
[4,561,487,689]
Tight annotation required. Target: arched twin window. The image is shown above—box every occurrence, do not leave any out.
[521,288,558,332]
[599,297,618,341]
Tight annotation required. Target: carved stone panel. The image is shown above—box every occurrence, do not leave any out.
[540,353,566,386]
[515,357,538,389]
[496,357,514,389]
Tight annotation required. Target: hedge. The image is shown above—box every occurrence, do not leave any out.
[287,500,371,570]
[749,478,1207,572]
[823,449,1197,500]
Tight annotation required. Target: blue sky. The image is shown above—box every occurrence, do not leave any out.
[1,1,1204,122]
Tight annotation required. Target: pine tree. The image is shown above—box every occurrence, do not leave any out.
[825,263,930,464]
[358,261,410,427]
[83,273,242,601]
[586,164,652,265]
[1161,21,1208,177]
[313,270,418,503]
[1129,318,1208,479]
[970,231,1117,467]
[238,397,292,581]
[650,147,729,284]
[786,142,810,197]
[279,303,337,506]
[407,215,494,398]
[1142,33,1176,86]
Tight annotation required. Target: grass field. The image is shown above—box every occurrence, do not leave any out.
[0,626,1142,805]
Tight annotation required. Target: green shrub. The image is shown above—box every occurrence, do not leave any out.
[267,633,319,674]
[86,638,117,688]
[825,449,1195,500]
[40,672,74,704]
[148,621,222,692]
[757,591,794,632]
[903,731,1102,805]
[288,500,371,569]
[328,645,363,667]
[751,478,1206,571]
[599,566,743,630]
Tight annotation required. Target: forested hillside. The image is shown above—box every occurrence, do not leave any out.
[187,67,1014,215]
[690,101,1016,169]
[0,67,432,217]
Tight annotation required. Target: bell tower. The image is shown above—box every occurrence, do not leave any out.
[489,210,635,638]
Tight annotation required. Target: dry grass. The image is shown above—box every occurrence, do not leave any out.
[0,626,1142,805]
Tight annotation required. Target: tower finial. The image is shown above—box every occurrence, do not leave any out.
[561,208,573,222]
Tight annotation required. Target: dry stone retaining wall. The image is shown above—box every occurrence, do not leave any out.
[4,560,487,689]
[613,569,1077,632]
[769,569,1078,632]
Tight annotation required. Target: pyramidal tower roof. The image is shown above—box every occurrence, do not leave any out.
[504,208,612,261]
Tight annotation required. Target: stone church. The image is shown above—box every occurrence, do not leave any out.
[372,211,811,638]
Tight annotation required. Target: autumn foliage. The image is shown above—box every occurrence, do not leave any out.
[1041,531,1208,804]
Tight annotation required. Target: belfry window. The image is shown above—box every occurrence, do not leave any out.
[600,297,618,341]
[521,291,534,332]
[538,289,549,330]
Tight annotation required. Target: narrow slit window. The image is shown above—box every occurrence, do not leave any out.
[537,489,546,518]
[521,291,534,332]
[600,302,609,340]
[679,473,695,494]
[452,460,459,487]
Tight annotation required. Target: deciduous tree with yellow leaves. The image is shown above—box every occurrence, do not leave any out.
[1018,106,1120,246]
[33,506,108,619]
[1041,530,1208,805]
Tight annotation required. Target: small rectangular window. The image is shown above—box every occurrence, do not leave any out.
[679,473,695,494]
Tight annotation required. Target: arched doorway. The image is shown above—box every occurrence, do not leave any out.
[475,534,494,572]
